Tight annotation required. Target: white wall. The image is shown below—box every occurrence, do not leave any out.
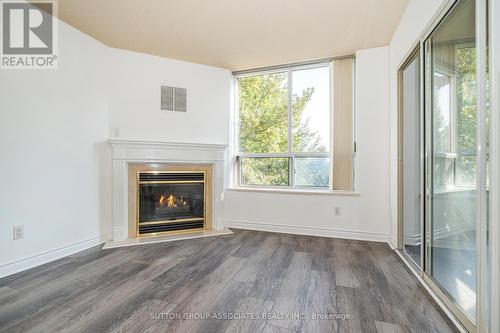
[108,48,231,144]
[354,46,392,240]
[224,46,392,243]
[0,21,111,272]
[389,0,447,245]
[0,16,232,276]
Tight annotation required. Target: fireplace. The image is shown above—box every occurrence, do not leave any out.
[136,170,208,236]
[109,141,226,244]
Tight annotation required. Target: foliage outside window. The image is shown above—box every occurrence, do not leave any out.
[432,44,477,189]
[455,46,477,186]
[236,64,330,188]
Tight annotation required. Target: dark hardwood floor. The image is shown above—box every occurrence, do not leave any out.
[0,229,457,333]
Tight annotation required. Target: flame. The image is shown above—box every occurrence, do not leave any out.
[166,194,176,207]
[159,194,177,207]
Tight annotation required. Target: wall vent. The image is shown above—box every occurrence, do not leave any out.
[161,86,187,112]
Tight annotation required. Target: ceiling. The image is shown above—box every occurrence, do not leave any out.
[55,0,409,71]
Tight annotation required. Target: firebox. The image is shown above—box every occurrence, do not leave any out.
[137,171,206,235]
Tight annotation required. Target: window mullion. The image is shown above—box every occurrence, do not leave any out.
[287,68,293,153]
[289,155,295,186]
[287,68,293,186]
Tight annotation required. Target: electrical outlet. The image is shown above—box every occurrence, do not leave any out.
[13,225,24,240]
[334,207,341,216]
[111,128,120,137]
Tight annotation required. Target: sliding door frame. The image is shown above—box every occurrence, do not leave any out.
[488,0,500,331]
[397,44,424,272]
[397,0,490,332]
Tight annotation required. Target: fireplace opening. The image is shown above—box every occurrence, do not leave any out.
[137,171,205,235]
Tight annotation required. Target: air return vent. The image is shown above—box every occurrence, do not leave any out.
[161,85,187,112]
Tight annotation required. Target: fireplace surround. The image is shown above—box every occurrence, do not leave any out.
[109,140,227,242]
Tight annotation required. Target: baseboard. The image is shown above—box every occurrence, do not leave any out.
[388,237,397,249]
[0,233,111,278]
[224,220,391,244]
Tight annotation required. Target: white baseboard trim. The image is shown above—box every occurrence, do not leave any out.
[388,237,397,250]
[224,220,390,244]
[0,233,111,278]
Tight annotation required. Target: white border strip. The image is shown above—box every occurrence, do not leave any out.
[0,233,111,278]
[224,220,390,243]
[226,187,359,197]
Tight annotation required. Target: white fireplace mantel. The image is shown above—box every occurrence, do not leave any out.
[109,139,228,241]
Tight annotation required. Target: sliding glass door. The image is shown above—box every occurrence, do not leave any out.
[425,0,477,324]
[399,48,422,268]
[398,0,490,331]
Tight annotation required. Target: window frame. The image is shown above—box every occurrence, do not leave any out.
[234,62,331,189]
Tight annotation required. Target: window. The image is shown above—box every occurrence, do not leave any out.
[235,64,331,188]
[432,43,477,189]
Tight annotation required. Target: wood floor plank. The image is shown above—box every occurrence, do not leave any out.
[62,280,164,332]
[368,243,456,333]
[375,320,414,333]
[67,244,104,258]
[301,270,338,333]
[246,242,295,302]
[3,248,132,291]
[0,278,94,329]
[262,323,295,333]
[0,286,20,303]
[224,297,274,333]
[152,237,238,286]
[233,235,280,283]
[153,242,243,304]
[146,256,248,333]
[112,298,176,333]
[0,229,456,333]
[308,236,336,272]
[335,285,378,333]
[0,257,76,288]
[232,231,269,258]
[0,303,76,333]
[183,280,250,333]
[331,240,360,288]
[350,243,412,327]
[0,257,81,291]
[267,251,311,331]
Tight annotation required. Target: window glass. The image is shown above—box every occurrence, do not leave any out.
[240,157,289,186]
[238,72,288,153]
[427,0,477,320]
[292,67,330,152]
[294,157,329,187]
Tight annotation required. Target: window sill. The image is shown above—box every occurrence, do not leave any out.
[226,186,360,197]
